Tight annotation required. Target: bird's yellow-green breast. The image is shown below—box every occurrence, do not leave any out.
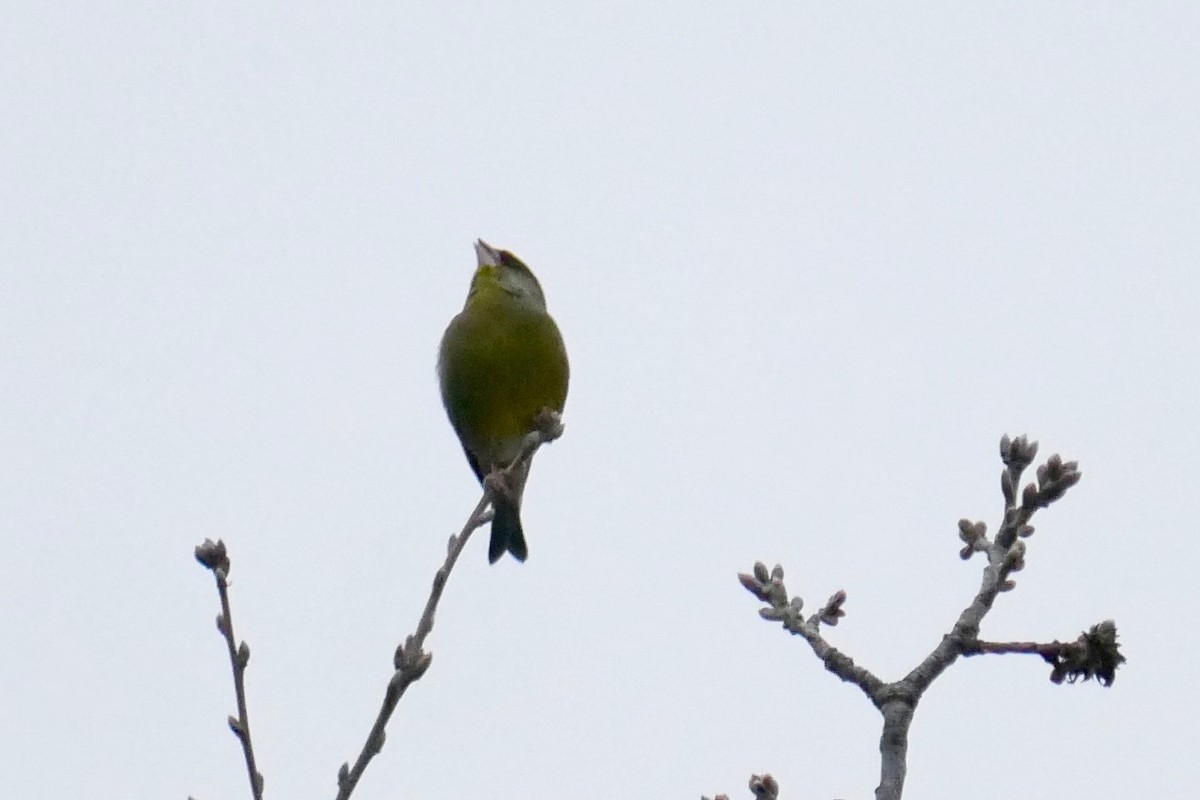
[437,240,569,563]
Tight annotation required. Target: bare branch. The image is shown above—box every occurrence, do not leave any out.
[905,437,1083,695]
[334,413,563,799]
[963,620,1125,686]
[739,562,886,704]
[194,538,264,800]
[876,699,912,800]
[738,435,1113,800]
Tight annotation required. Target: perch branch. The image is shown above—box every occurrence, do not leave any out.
[333,410,563,799]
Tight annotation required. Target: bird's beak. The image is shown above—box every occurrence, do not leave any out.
[474,239,502,268]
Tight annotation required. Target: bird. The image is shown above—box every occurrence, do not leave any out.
[437,240,570,563]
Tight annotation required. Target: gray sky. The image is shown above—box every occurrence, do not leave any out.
[3,3,1197,798]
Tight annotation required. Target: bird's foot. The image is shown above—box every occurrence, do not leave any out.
[484,469,518,504]
[533,408,565,443]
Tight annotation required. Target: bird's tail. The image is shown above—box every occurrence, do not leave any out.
[488,497,528,563]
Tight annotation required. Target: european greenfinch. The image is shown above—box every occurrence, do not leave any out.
[437,240,569,563]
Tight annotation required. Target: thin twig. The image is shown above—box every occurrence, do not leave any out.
[334,415,562,799]
[739,567,885,704]
[964,622,1124,686]
[194,539,264,800]
[964,639,1062,657]
[332,492,487,799]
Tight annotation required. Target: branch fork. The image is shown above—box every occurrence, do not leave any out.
[734,434,1121,800]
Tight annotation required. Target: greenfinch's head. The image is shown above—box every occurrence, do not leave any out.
[469,239,547,310]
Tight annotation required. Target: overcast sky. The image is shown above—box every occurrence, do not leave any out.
[3,3,1198,799]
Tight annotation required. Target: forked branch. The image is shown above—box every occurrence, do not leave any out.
[735,435,1121,800]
